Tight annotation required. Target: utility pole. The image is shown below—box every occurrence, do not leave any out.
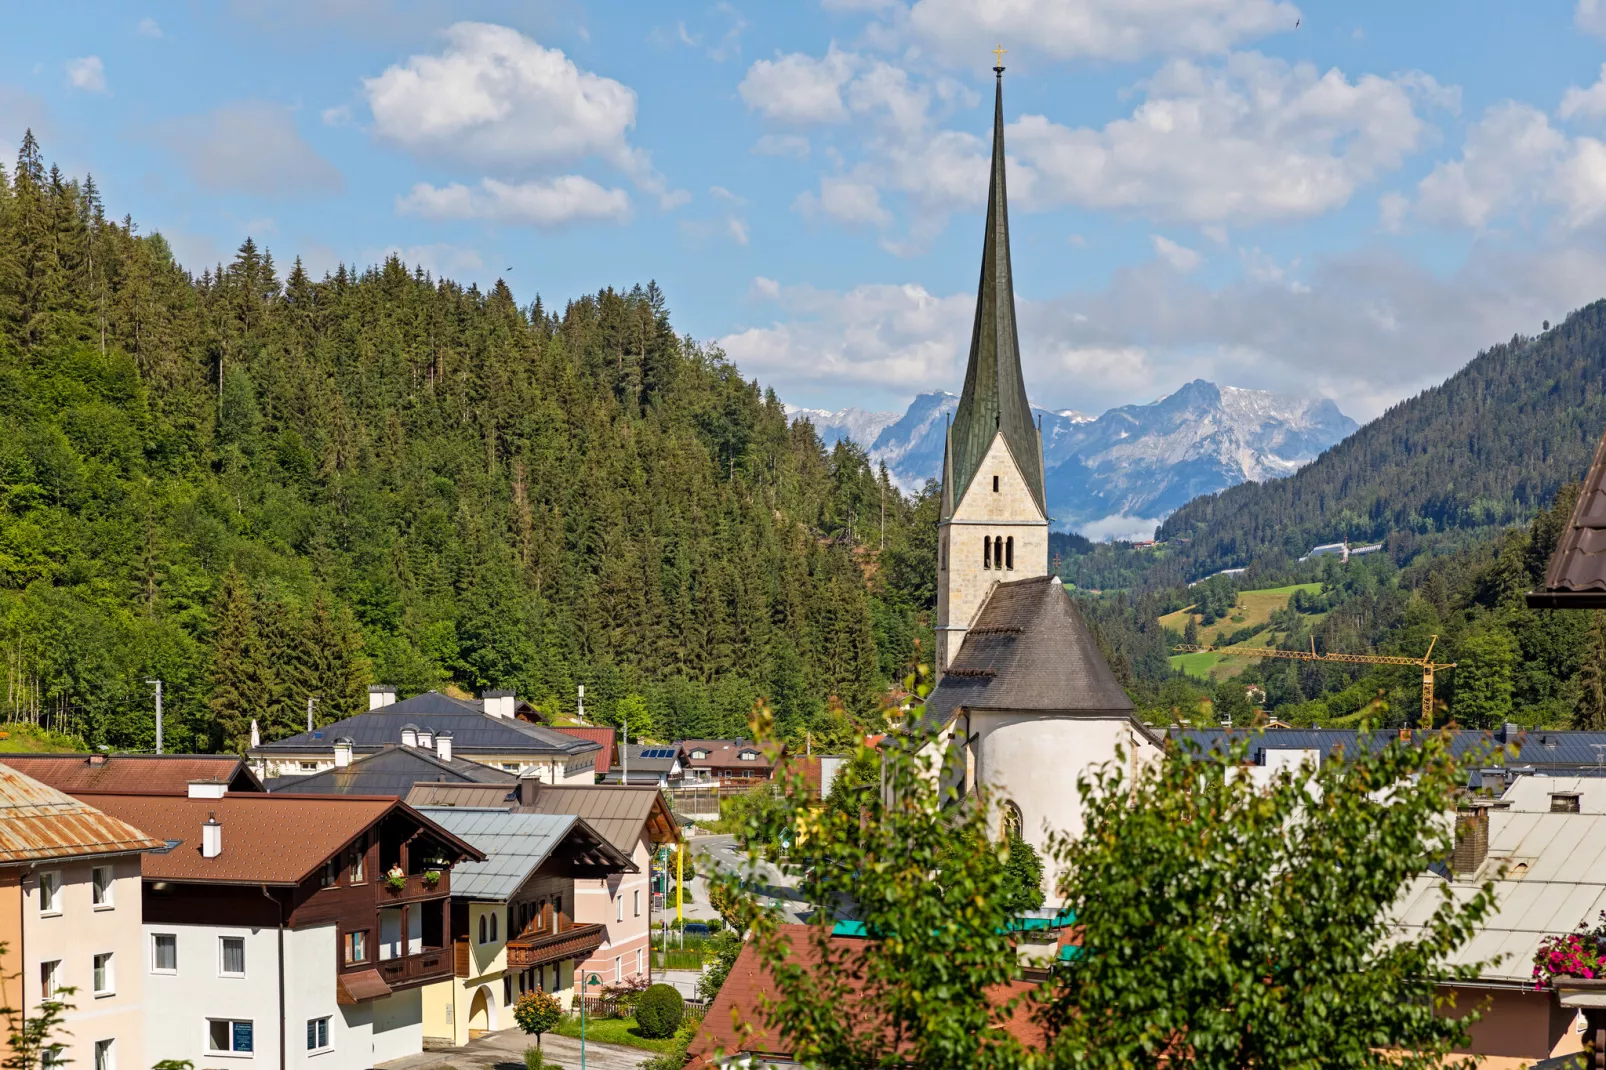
[623,721,628,784]
[145,679,163,754]
[306,696,317,732]
[577,684,585,724]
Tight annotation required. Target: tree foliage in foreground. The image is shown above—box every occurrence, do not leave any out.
[714,700,1499,1069]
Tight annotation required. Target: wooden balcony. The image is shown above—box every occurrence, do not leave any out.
[373,946,453,991]
[506,923,608,969]
[378,870,450,904]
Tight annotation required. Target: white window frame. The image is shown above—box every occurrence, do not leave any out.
[92,952,114,997]
[306,1016,332,1054]
[150,934,177,974]
[91,865,114,909]
[40,959,62,999]
[614,956,622,983]
[219,936,246,978]
[94,1038,115,1070]
[38,871,62,916]
[633,889,640,917]
[207,1018,255,1056]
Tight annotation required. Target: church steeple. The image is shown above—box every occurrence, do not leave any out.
[942,64,1045,522]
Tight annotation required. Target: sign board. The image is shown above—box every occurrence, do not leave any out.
[233,1022,254,1053]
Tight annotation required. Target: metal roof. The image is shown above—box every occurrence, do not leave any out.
[0,754,264,794]
[1176,726,1606,773]
[612,744,680,773]
[923,576,1135,725]
[405,783,517,809]
[1499,776,1606,813]
[0,762,167,864]
[521,783,681,853]
[248,691,601,757]
[416,809,634,900]
[266,744,515,796]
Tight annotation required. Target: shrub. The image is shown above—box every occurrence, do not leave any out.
[634,984,684,1039]
[513,990,563,1045]
[523,1045,561,1070]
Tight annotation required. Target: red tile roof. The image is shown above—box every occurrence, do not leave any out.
[2,754,263,794]
[549,726,615,775]
[0,763,166,864]
[78,792,482,885]
[687,925,1045,1067]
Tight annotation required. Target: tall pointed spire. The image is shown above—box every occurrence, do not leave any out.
[943,64,1045,521]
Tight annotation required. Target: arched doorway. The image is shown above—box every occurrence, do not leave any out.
[468,985,496,1040]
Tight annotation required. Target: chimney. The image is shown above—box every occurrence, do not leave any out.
[1452,803,1490,876]
[188,780,227,799]
[1502,722,1521,745]
[369,685,397,710]
[517,767,542,807]
[418,727,433,750]
[482,689,516,719]
[334,738,354,768]
[202,812,222,859]
[436,731,453,763]
[401,724,419,748]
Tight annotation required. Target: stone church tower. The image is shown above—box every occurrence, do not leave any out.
[935,65,1050,679]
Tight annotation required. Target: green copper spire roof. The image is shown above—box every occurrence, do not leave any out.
[942,67,1045,521]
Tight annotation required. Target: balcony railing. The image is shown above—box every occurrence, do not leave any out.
[378,871,450,903]
[373,947,452,989]
[506,923,608,969]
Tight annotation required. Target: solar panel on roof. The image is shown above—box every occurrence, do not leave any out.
[639,747,677,759]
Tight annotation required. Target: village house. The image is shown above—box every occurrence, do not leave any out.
[0,763,165,1070]
[601,743,684,787]
[264,741,516,794]
[410,809,633,1045]
[74,785,482,1070]
[2,752,265,794]
[406,780,678,991]
[247,688,600,784]
[678,740,780,787]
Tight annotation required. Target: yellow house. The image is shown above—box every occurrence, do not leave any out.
[413,809,633,1047]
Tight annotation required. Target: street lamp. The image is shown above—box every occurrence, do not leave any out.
[579,971,603,1070]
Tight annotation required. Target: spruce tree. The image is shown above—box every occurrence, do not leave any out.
[209,570,272,751]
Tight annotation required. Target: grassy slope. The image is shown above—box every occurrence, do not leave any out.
[0,724,87,753]
[1162,584,1324,682]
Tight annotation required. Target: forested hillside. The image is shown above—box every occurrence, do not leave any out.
[0,133,934,753]
[1156,305,1606,582]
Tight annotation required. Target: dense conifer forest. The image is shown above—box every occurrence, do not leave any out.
[0,134,934,752]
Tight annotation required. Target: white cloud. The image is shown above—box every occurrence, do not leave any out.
[322,104,352,126]
[753,133,810,157]
[1561,63,1606,121]
[1079,513,1166,542]
[739,47,857,125]
[397,176,630,227]
[750,276,781,299]
[364,22,681,206]
[1152,235,1202,272]
[1414,103,1565,229]
[794,176,891,226]
[160,102,342,196]
[901,0,1301,63]
[727,217,750,245]
[65,57,106,93]
[1008,53,1443,224]
[1579,0,1606,39]
[136,17,163,38]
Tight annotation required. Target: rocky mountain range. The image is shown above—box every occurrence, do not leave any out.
[790,380,1358,540]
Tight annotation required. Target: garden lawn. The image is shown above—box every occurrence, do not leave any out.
[546,1015,680,1054]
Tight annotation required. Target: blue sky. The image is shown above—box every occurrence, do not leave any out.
[5,1,1606,422]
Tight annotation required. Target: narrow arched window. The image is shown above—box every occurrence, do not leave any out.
[1006,536,1014,570]
[490,911,499,942]
[983,536,992,569]
[479,914,487,944]
[1001,801,1023,841]
[994,536,1004,570]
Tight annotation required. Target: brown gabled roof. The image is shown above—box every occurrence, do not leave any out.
[405,783,516,809]
[78,792,483,885]
[0,763,166,864]
[1531,428,1606,607]
[687,925,1045,1068]
[2,754,265,794]
[679,739,779,772]
[520,783,680,853]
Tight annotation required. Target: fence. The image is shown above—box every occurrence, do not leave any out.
[575,995,710,1022]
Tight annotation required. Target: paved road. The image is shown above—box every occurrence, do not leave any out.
[685,833,812,924]
[378,1025,649,1070]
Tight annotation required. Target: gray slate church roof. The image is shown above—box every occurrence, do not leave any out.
[941,69,1045,522]
[250,690,599,758]
[923,575,1135,724]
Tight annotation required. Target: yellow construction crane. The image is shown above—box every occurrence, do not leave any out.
[1174,635,1456,725]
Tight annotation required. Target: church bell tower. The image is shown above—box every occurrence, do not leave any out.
[935,62,1050,679]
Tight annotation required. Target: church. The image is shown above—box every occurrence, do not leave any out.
[920,62,1163,889]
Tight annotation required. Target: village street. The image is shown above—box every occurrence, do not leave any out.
[379,1026,651,1070]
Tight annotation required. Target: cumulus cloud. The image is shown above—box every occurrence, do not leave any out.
[1152,235,1202,272]
[364,22,680,206]
[739,47,857,125]
[794,176,891,226]
[1561,63,1606,121]
[397,176,630,227]
[65,57,106,92]
[1009,53,1445,224]
[1413,103,1565,229]
[1579,0,1606,39]
[160,102,342,196]
[901,0,1301,63]
[718,236,1605,421]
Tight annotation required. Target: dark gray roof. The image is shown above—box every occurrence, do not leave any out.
[941,71,1044,521]
[1531,428,1606,607]
[1173,725,1606,774]
[266,744,516,796]
[248,691,600,757]
[611,744,679,774]
[924,576,1134,724]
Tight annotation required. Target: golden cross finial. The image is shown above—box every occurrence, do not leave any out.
[992,44,1007,68]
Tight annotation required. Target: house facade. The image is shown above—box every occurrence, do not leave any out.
[412,809,632,1046]
[76,787,482,1070]
[678,740,778,787]
[0,763,165,1070]
[247,689,600,784]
